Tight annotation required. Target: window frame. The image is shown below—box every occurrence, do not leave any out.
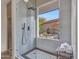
[36,0,60,40]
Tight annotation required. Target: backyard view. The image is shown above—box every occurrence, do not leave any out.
[39,9,60,39]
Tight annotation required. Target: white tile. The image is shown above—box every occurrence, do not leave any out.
[26,49,56,59]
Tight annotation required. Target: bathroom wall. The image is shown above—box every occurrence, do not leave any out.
[37,0,71,53]
[71,0,77,59]
[16,0,35,54]
[60,0,71,44]
[1,0,7,52]
[37,39,61,53]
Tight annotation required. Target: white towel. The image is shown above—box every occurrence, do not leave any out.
[56,42,72,54]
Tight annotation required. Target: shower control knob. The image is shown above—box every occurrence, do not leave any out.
[27,26,30,31]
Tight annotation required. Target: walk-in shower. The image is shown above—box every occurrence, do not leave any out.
[16,0,73,59]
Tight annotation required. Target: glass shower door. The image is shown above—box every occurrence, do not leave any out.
[25,0,37,51]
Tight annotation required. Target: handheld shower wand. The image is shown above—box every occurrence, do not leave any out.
[22,23,25,45]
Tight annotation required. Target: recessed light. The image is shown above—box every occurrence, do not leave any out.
[24,0,29,2]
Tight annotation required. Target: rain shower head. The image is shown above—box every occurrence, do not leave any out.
[28,7,36,10]
[24,0,36,10]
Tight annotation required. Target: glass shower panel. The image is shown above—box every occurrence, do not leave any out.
[25,0,36,50]
[15,0,37,56]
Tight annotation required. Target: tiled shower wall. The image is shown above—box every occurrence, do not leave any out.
[16,0,36,54]
[37,0,71,53]
[60,0,71,44]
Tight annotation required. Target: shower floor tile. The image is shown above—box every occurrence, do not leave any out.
[23,48,57,59]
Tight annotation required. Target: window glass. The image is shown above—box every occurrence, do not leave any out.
[39,9,60,39]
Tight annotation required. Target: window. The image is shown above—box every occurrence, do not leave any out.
[38,9,60,39]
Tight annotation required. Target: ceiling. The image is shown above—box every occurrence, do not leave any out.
[6,0,11,4]
[31,0,58,7]
[30,0,59,14]
[36,0,55,6]
[39,0,59,14]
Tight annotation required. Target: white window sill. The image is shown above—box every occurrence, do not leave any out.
[37,37,59,41]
